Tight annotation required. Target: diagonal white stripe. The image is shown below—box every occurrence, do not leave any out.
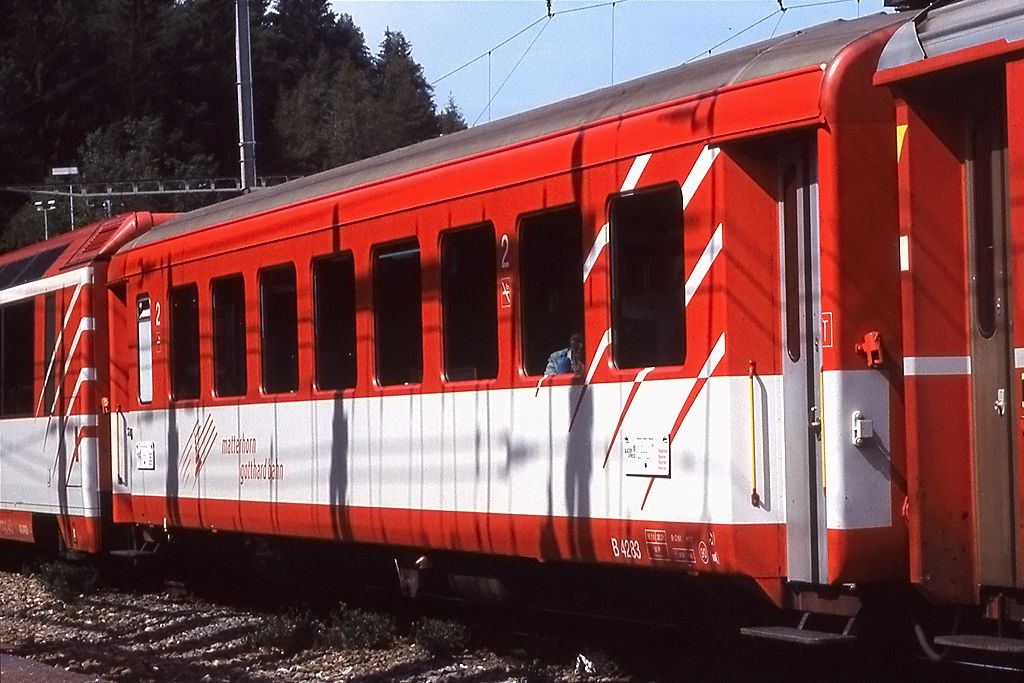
[583,154,651,284]
[699,334,727,380]
[51,317,95,415]
[685,223,723,305]
[65,368,97,422]
[681,146,720,209]
[621,153,652,192]
[36,282,85,415]
[585,328,613,387]
[583,222,609,283]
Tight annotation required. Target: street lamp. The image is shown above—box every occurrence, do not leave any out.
[35,199,56,239]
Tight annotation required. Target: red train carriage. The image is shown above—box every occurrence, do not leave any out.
[0,213,171,554]
[104,10,909,629]
[875,0,1024,646]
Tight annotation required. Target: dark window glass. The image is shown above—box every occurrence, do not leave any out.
[260,264,299,394]
[44,293,56,415]
[212,274,247,397]
[972,116,997,339]
[519,207,585,376]
[441,223,499,381]
[782,163,802,362]
[609,184,685,369]
[0,300,35,417]
[373,240,423,386]
[313,253,357,390]
[170,284,201,400]
[0,246,65,290]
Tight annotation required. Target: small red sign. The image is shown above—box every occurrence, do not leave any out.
[500,277,512,308]
[822,311,833,348]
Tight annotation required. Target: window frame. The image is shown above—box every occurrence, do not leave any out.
[440,222,499,382]
[608,182,686,370]
[259,263,300,395]
[312,252,358,391]
[372,238,423,387]
[516,205,586,377]
[169,283,201,401]
[211,273,248,398]
[0,299,35,418]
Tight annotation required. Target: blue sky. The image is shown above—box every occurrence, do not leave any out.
[332,0,889,125]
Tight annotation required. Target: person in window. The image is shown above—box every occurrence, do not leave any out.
[544,333,584,375]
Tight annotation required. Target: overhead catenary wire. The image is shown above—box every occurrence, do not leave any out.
[437,0,633,126]
[473,17,554,126]
[437,0,868,125]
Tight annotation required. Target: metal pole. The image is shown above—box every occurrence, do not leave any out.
[235,0,257,191]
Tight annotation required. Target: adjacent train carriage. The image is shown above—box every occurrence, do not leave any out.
[105,11,910,616]
[875,0,1024,628]
[0,213,170,554]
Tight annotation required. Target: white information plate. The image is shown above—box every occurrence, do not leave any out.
[623,435,670,477]
[135,441,156,470]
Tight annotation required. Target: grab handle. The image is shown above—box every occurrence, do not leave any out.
[749,361,760,508]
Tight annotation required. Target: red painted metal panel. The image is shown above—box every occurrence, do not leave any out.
[0,511,34,543]
[1007,57,1024,585]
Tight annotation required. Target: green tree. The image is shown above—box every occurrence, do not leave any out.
[373,30,440,152]
[439,94,468,136]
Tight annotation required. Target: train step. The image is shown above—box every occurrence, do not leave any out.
[741,612,856,646]
[933,634,1024,655]
[108,548,158,560]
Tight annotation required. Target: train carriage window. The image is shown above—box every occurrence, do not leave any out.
[609,184,685,369]
[137,295,153,404]
[212,275,247,397]
[441,223,498,381]
[373,240,423,386]
[0,300,35,417]
[518,206,585,376]
[782,163,803,362]
[44,293,56,415]
[169,284,201,400]
[970,115,997,339]
[259,264,299,394]
[313,253,357,391]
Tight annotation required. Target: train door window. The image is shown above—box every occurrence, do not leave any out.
[373,239,423,386]
[212,275,247,397]
[313,252,357,391]
[440,223,498,381]
[0,300,35,417]
[518,206,585,376]
[169,284,201,400]
[137,295,153,404]
[44,292,56,415]
[609,184,685,369]
[259,264,299,394]
[970,115,997,339]
[782,163,804,362]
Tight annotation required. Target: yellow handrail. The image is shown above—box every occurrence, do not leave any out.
[749,360,760,508]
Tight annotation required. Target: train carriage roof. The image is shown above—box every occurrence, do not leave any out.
[878,0,1024,73]
[0,212,170,292]
[124,11,905,250]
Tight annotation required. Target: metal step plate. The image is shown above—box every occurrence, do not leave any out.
[108,549,157,559]
[933,635,1024,654]
[741,626,856,645]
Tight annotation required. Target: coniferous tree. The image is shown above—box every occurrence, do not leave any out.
[0,0,470,252]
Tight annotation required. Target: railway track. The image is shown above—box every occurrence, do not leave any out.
[2,544,1021,683]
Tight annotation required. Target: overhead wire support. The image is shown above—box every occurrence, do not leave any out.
[438,0,632,126]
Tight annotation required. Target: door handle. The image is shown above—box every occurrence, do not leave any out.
[995,388,1006,416]
[809,406,822,439]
